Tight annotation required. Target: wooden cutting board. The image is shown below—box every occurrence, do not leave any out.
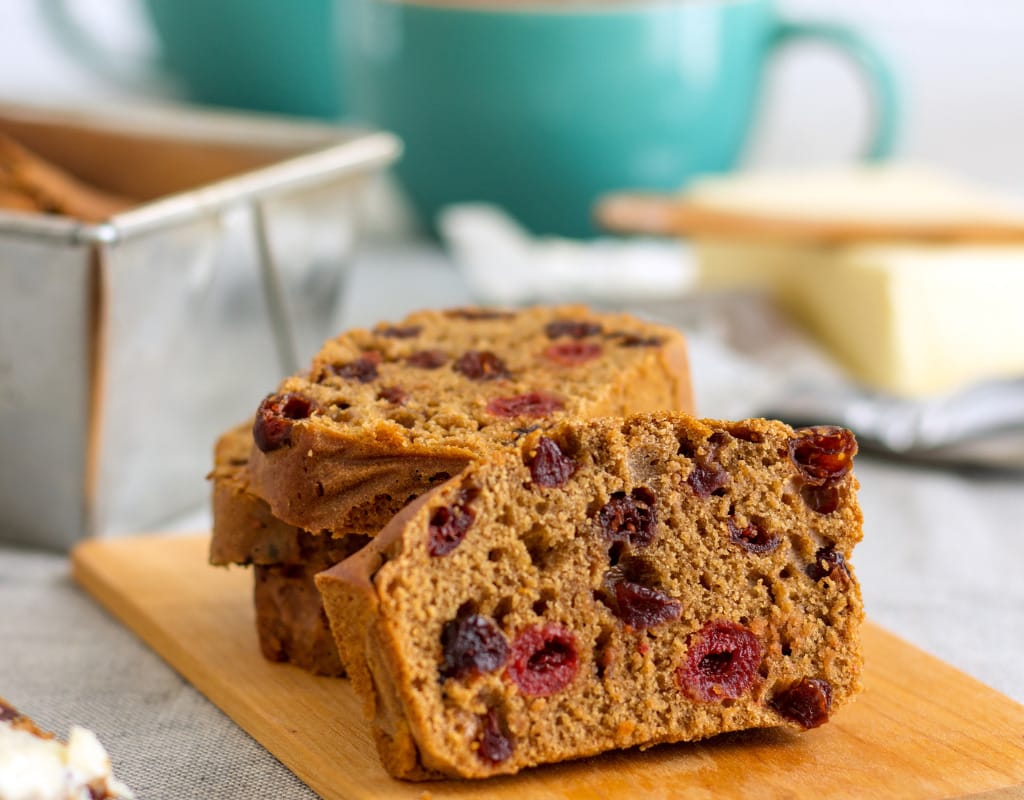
[72,534,1024,800]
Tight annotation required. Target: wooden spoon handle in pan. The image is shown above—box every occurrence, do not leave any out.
[0,133,133,222]
[595,192,1024,244]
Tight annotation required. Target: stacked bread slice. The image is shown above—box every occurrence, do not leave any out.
[209,305,864,780]
[318,414,863,778]
[210,424,365,675]
[210,305,693,675]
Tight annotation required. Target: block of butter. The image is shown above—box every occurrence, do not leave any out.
[688,165,1024,396]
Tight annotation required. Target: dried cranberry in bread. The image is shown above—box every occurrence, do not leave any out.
[247,306,693,536]
[209,423,367,675]
[317,413,863,780]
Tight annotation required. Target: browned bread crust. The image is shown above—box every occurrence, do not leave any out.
[210,423,312,567]
[318,413,864,779]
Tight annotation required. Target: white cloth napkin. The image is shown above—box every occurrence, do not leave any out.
[438,204,694,304]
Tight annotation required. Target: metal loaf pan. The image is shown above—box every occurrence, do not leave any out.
[0,103,400,549]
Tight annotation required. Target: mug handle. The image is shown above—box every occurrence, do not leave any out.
[771,21,900,159]
[37,0,162,93]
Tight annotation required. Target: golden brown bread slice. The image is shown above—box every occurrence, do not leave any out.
[210,306,692,676]
[246,305,692,537]
[317,413,864,779]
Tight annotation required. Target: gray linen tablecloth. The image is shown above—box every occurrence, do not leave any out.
[2,244,1022,798]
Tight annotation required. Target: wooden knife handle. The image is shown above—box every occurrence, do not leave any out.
[595,191,1024,244]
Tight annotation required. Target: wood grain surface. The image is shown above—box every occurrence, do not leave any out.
[595,192,1024,245]
[72,534,1024,800]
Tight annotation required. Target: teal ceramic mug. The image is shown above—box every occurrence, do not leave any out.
[40,0,343,118]
[341,0,899,236]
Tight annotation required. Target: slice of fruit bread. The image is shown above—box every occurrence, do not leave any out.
[247,305,693,537]
[212,305,692,676]
[317,413,864,779]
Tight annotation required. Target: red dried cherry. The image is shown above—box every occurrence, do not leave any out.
[677,620,762,702]
[427,488,479,556]
[597,553,662,617]
[596,488,658,547]
[801,483,841,515]
[330,355,380,383]
[377,325,421,339]
[377,386,408,405]
[612,581,681,630]
[687,458,729,499]
[507,624,579,697]
[545,319,603,339]
[253,393,316,452]
[789,426,857,485]
[727,519,780,555]
[725,423,764,443]
[526,437,575,488]
[543,341,602,367]
[440,613,509,680]
[455,350,511,381]
[406,350,448,369]
[476,708,514,764]
[486,391,564,419]
[770,677,833,729]
[806,547,850,584]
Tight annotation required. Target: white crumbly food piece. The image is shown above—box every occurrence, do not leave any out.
[689,165,1024,396]
[0,723,133,800]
